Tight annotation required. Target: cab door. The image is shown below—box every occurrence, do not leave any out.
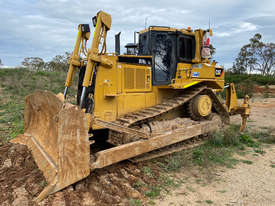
[151,31,177,85]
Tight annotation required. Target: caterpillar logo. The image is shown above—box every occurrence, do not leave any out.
[215,68,223,77]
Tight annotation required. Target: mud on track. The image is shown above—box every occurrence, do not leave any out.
[0,142,161,206]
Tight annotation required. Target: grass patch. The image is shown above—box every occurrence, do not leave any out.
[177,192,188,196]
[129,199,142,206]
[251,130,275,144]
[189,125,272,168]
[217,190,226,193]
[145,186,161,199]
[190,125,244,168]
[0,102,24,141]
[239,133,260,147]
[143,166,154,178]
[254,148,265,155]
[151,124,272,193]
[241,160,253,165]
[186,185,195,192]
[152,124,269,179]
[0,68,78,142]
[156,150,190,172]
[133,181,144,189]
[143,173,182,200]
[205,200,214,204]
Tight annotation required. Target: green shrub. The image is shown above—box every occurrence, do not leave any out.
[225,72,275,98]
[208,125,240,147]
[225,73,275,85]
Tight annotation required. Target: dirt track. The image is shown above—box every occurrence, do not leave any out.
[232,97,275,131]
[154,98,275,205]
[154,145,275,205]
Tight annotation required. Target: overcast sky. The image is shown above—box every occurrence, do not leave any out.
[0,0,275,68]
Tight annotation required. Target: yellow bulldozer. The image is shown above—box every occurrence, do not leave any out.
[12,11,250,201]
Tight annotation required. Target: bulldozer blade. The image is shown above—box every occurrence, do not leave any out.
[11,90,90,202]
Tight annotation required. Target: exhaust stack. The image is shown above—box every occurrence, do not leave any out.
[115,32,121,55]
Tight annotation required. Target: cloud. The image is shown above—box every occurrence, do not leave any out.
[0,0,275,68]
[236,22,257,32]
[246,15,275,26]
[215,22,257,37]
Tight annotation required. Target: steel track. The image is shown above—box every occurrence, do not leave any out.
[107,84,229,147]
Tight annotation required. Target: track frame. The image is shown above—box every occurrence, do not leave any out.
[91,117,221,170]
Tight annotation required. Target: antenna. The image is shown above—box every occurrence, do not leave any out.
[208,16,210,30]
[145,17,149,29]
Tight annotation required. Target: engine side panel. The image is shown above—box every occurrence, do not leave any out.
[92,56,224,130]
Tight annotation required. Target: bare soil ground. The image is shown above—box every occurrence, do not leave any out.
[154,98,275,205]
[0,143,46,206]
[233,97,275,131]
[0,98,274,206]
[0,141,161,206]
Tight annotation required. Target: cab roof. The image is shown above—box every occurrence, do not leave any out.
[138,26,196,35]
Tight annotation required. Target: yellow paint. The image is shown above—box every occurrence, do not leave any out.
[225,83,238,112]
[65,25,83,87]
[183,81,198,88]
[196,95,212,116]
[90,54,224,130]
[93,16,99,36]
[83,11,112,88]
[171,62,224,90]
[66,13,227,131]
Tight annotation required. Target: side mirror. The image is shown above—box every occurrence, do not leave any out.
[92,16,97,27]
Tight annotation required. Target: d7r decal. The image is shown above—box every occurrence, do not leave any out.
[192,72,199,77]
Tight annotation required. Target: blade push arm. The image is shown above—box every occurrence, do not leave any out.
[225,83,250,132]
[79,11,112,108]
[64,24,90,98]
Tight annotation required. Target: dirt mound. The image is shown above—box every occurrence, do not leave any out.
[254,85,275,94]
[0,142,160,206]
[0,143,46,206]
[40,161,160,206]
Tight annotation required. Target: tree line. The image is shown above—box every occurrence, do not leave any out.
[230,33,275,76]
[1,33,273,75]
[21,52,71,72]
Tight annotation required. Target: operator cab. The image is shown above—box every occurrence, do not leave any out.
[138,26,196,85]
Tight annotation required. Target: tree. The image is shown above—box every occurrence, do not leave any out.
[233,33,275,75]
[256,42,275,75]
[22,57,45,70]
[45,52,71,72]
[232,44,254,74]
